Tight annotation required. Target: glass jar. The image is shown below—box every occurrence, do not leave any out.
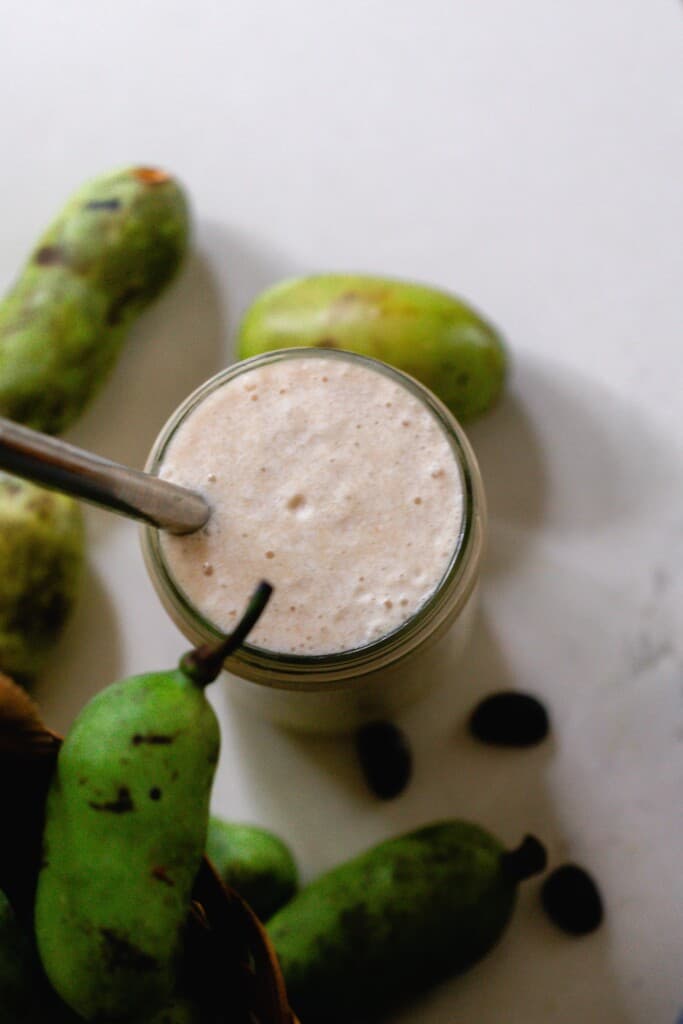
[142,349,486,733]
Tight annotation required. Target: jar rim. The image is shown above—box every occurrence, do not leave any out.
[142,348,483,688]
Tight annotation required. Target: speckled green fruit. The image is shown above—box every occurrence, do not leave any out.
[207,816,298,921]
[267,821,546,1022]
[0,472,84,687]
[0,165,190,434]
[34,584,271,1022]
[237,274,507,421]
[34,665,220,1021]
[0,889,79,1022]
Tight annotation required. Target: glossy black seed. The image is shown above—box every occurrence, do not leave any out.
[541,864,604,935]
[354,720,412,800]
[469,691,550,747]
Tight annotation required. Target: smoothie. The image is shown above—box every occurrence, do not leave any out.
[156,354,465,655]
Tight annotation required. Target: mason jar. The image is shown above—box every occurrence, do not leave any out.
[142,348,486,734]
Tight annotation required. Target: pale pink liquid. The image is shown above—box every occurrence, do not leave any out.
[158,357,464,654]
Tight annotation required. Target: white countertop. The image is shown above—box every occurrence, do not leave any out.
[4,2,683,1021]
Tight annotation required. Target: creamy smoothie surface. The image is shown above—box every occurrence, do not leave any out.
[158,356,464,654]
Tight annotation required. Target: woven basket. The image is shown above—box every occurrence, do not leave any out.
[0,674,299,1024]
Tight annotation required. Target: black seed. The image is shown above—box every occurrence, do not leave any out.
[469,691,549,747]
[149,788,162,801]
[541,864,604,935]
[354,720,412,800]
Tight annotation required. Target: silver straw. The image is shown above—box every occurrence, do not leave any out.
[0,417,210,535]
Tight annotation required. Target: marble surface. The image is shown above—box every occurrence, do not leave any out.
[4,1,682,1020]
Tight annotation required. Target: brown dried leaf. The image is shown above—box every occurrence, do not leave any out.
[190,856,297,1024]
[0,673,62,917]
[0,673,61,757]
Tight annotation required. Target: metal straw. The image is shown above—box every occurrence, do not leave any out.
[0,417,210,535]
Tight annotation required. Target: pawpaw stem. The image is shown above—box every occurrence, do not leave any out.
[179,581,273,686]
[500,835,547,884]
